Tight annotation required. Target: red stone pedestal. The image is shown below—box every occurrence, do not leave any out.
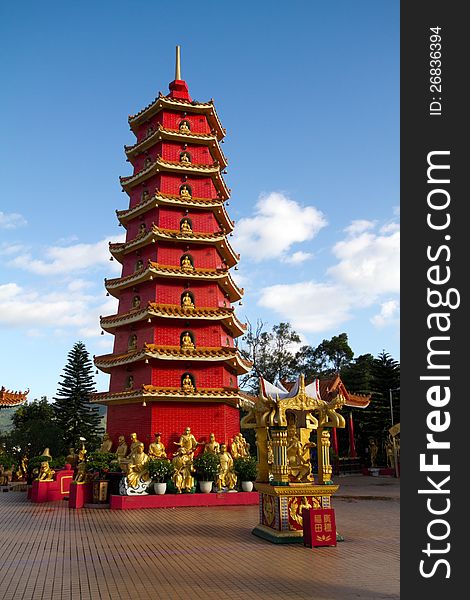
[31,480,50,503]
[110,491,258,510]
[68,482,93,509]
[303,508,337,548]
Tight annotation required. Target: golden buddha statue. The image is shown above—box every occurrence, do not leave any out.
[171,448,195,493]
[132,295,141,310]
[180,152,191,164]
[182,292,194,309]
[230,437,240,459]
[128,334,137,352]
[216,444,237,492]
[74,462,88,484]
[180,219,192,234]
[179,120,190,134]
[115,435,128,463]
[179,185,191,200]
[173,426,202,458]
[142,190,149,201]
[125,375,134,390]
[99,433,113,453]
[36,461,55,482]
[238,433,250,457]
[77,441,87,463]
[139,223,147,235]
[204,432,220,455]
[181,331,194,350]
[135,259,144,271]
[127,433,142,460]
[181,255,194,271]
[286,432,315,482]
[125,443,151,490]
[182,374,195,394]
[148,433,167,459]
[66,447,78,468]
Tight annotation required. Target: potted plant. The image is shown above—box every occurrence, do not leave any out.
[193,452,220,493]
[147,458,174,494]
[86,451,115,503]
[234,456,258,492]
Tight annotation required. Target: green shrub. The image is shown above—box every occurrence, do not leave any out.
[234,456,258,481]
[147,458,174,483]
[193,452,220,481]
[86,451,116,479]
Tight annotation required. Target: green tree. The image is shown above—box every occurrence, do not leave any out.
[312,333,354,375]
[53,341,103,451]
[0,397,63,467]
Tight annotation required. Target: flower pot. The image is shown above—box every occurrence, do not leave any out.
[199,481,213,493]
[241,481,254,492]
[153,482,167,495]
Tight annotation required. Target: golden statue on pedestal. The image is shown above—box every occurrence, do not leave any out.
[171,448,195,493]
[148,433,167,459]
[181,331,195,350]
[216,444,237,492]
[174,426,202,458]
[132,295,141,310]
[181,255,194,271]
[125,443,150,490]
[182,292,194,309]
[180,219,192,234]
[36,461,55,482]
[127,433,142,460]
[180,152,191,164]
[180,185,191,200]
[179,120,190,134]
[115,435,128,466]
[182,374,195,394]
[66,447,78,468]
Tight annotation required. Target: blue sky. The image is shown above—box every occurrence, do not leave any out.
[0,1,399,401]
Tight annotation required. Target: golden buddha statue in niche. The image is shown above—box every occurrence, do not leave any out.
[139,222,147,235]
[216,444,237,492]
[135,259,144,271]
[180,219,192,234]
[179,120,190,134]
[125,375,134,390]
[204,432,220,455]
[141,190,149,201]
[148,432,167,459]
[180,151,191,164]
[128,334,137,352]
[182,374,195,394]
[182,292,194,309]
[180,185,192,200]
[181,331,194,350]
[132,295,141,310]
[181,255,193,271]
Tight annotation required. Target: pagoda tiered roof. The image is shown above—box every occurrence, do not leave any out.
[100,302,246,336]
[105,261,244,302]
[94,344,251,374]
[91,386,254,409]
[128,94,225,140]
[125,125,228,168]
[119,156,230,199]
[116,192,233,233]
[109,225,237,265]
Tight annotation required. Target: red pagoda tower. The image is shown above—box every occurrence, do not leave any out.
[93,47,251,452]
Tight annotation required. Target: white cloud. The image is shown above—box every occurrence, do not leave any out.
[328,226,399,297]
[344,220,376,235]
[233,192,327,262]
[259,281,353,332]
[8,235,124,276]
[0,211,27,229]
[371,300,400,328]
[281,251,313,264]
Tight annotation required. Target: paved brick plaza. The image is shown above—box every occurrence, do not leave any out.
[0,477,399,600]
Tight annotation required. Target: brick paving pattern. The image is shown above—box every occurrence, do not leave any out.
[0,478,399,600]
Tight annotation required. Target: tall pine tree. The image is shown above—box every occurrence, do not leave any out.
[53,341,103,451]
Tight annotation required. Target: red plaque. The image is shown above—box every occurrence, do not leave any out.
[303,508,337,547]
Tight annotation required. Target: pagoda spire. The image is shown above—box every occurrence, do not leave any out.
[168,45,191,101]
[175,45,181,80]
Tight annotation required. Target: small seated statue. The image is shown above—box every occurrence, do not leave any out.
[135,259,144,271]
[128,334,137,352]
[179,185,191,200]
[179,120,190,134]
[100,433,113,453]
[148,432,167,459]
[180,152,191,164]
[132,295,141,310]
[36,461,55,482]
[216,444,237,492]
[181,292,194,309]
[204,432,220,455]
[139,223,147,235]
[182,374,195,394]
[181,255,194,271]
[181,331,195,350]
[180,219,192,234]
[125,375,134,390]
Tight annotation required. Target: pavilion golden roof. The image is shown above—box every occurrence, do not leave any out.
[128,94,225,140]
[0,387,29,408]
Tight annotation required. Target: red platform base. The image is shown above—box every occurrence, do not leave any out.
[68,482,93,508]
[110,491,259,510]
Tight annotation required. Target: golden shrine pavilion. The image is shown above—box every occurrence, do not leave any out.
[92,47,252,452]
